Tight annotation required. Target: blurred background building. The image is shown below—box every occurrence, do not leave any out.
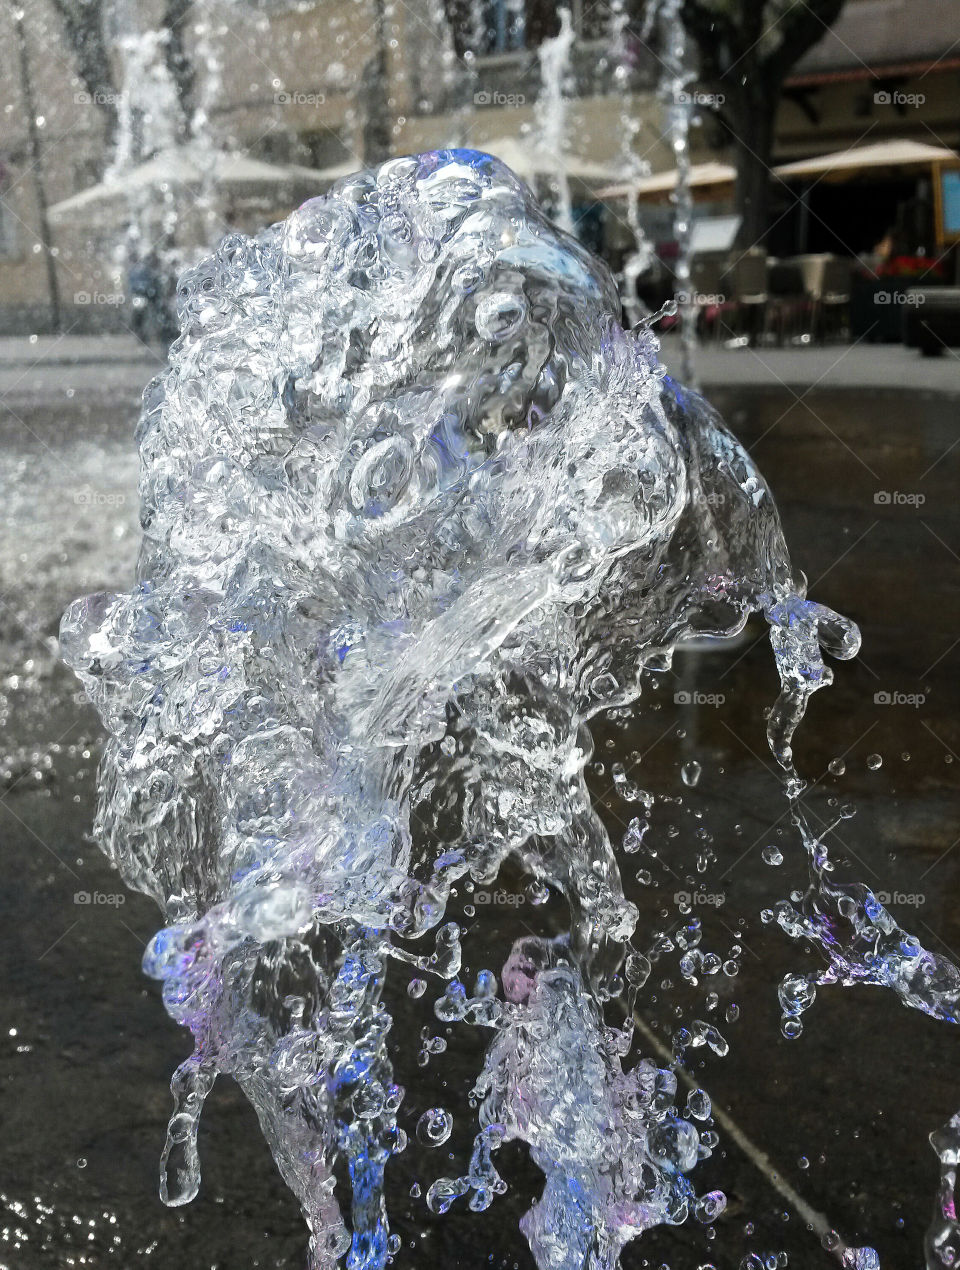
[0,0,957,334]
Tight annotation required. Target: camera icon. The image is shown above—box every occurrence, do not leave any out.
[874,90,891,105]
[74,291,91,306]
[474,90,491,105]
[873,691,891,705]
[474,890,490,905]
[874,291,891,305]
[674,691,691,704]
[875,890,891,905]
[674,890,691,906]
[874,491,891,505]
[274,91,291,105]
[74,91,91,105]
[73,486,93,505]
[74,890,91,905]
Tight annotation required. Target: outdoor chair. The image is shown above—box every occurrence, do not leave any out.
[763,259,810,347]
[719,247,768,345]
[791,253,853,343]
[689,255,727,342]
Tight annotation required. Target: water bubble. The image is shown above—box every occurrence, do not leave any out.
[828,757,846,776]
[416,1108,453,1147]
[474,291,526,342]
[694,1190,726,1222]
[407,979,427,999]
[761,844,783,866]
[866,753,882,770]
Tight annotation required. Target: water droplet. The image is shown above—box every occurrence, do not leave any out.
[682,760,702,788]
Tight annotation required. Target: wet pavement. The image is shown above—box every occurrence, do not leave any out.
[2,357,960,1269]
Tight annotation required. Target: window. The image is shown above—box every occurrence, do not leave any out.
[298,130,351,171]
[446,0,609,56]
[481,0,526,53]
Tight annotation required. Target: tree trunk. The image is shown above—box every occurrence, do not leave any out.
[728,91,775,251]
[48,0,119,158]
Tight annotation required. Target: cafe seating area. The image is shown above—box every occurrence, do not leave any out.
[672,250,946,348]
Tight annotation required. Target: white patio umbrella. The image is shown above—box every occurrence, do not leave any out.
[468,136,621,186]
[596,161,737,201]
[285,158,364,190]
[772,138,958,182]
[48,146,337,223]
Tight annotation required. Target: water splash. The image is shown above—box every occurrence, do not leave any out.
[536,7,576,236]
[60,149,946,1269]
[647,0,698,385]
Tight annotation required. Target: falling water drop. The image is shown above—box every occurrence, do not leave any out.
[681,760,702,788]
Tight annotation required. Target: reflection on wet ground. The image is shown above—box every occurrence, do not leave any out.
[1,374,958,1268]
